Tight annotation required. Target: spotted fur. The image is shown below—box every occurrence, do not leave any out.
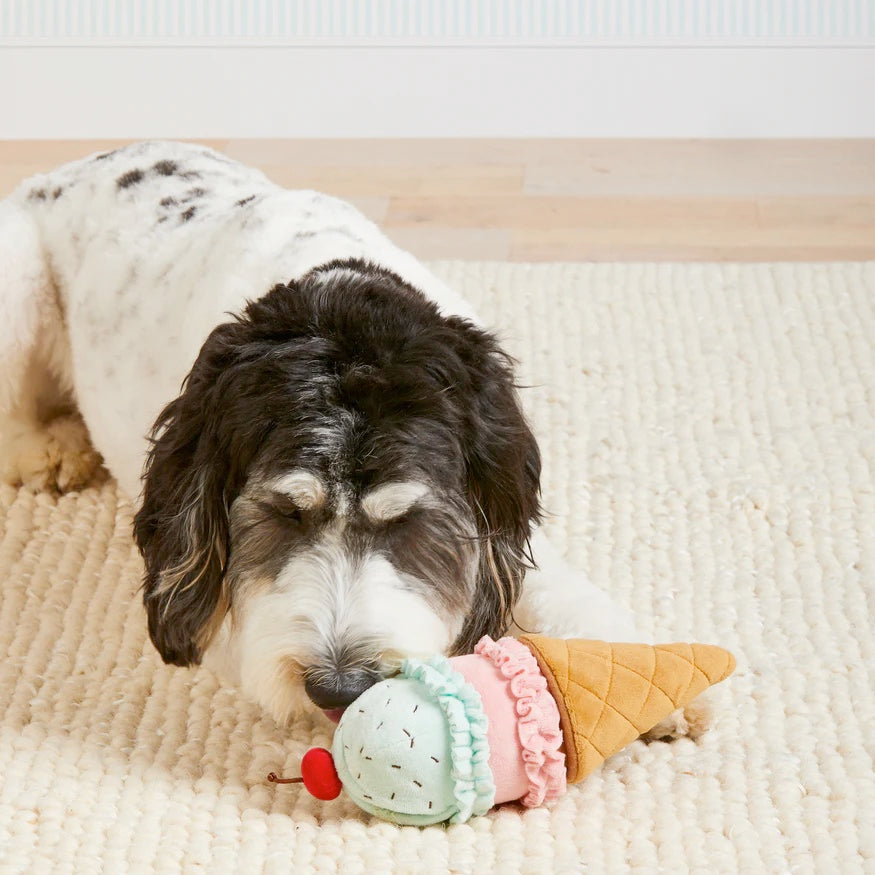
[0,141,642,725]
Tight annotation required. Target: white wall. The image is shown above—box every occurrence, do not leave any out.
[1,1,874,138]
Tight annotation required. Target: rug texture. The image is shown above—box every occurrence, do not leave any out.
[1,262,873,874]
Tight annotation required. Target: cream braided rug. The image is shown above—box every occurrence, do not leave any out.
[1,262,873,874]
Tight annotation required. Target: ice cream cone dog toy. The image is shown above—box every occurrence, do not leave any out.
[268,636,735,825]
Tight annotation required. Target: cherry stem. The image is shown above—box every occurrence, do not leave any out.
[267,772,304,784]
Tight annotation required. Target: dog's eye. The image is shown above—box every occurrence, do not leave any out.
[376,506,422,528]
[260,498,304,525]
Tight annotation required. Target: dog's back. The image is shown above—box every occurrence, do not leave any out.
[1,142,476,497]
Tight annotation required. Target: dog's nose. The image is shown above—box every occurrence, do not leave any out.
[304,668,381,710]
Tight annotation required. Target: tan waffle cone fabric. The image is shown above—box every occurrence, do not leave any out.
[518,637,736,782]
[1,262,874,872]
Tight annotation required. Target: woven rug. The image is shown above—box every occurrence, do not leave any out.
[1,262,873,874]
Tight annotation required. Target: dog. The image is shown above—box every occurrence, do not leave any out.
[1,142,700,736]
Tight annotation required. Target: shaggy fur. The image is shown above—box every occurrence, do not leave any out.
[0,141,666,726]
[132,262,541,713]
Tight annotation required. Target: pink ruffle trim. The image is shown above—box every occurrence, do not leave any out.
[474,636,567,807]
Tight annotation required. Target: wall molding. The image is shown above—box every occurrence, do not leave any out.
[1,45,873,138]
[2,1,871,138]
[2,0,873,46]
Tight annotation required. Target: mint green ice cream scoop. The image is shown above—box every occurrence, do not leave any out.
[330,656,495,825]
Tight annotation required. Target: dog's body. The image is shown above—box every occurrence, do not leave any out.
[1,141,482,498]
[0,142,657,727]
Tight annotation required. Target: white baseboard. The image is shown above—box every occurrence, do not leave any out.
[2,46,873,138]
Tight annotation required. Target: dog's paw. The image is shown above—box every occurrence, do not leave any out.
[640,699,712,743]
[1,414,101,492]
[46,414,102,491]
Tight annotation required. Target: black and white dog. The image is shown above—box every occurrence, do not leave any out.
[0,142,670,729]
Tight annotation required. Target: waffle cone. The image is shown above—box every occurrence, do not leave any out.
[517,636,735,783]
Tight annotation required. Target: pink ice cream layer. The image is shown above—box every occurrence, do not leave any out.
[451,636,567,807]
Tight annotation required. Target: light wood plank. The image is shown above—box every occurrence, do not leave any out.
[257,164,523,196]
[223,138,594,167]
[343,197,390,223]
[510,240,875,261]
[384,228,511,261]
[511,228,875,261]
[755,197,875,228]
[1,139,873,261]
[524,140,875,196]
[511,212,875,247]
[385,195,761,230]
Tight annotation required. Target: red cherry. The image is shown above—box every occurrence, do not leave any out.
[300,747,343,800]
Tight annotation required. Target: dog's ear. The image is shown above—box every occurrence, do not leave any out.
[133,319,261,667]
[448,323,542,652]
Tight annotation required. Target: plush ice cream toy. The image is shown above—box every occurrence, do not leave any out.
[268,635,735,825]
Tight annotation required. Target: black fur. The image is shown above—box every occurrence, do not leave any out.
[133,259,540,667]
[117,169,144,189]
[153,160,178,176]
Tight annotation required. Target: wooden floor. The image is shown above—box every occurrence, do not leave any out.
[1,139,873,261]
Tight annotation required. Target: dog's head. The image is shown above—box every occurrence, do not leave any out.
[133,260,540,723]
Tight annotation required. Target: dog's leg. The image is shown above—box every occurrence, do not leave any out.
[513,527,707,740]
[639,696,713,741]
[0,198,98,491]
[511,527,643,640]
